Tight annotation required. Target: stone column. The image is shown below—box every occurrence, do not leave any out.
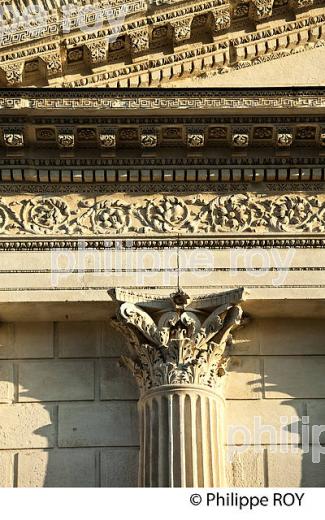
[138,384,226,487]
[110,287,245,488]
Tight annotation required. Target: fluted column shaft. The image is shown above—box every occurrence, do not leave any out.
[110,286,245,487]
[138,384,225,487]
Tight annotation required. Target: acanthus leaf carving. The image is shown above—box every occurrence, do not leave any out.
[84,40,108,65]
[40,52,62,77]
[0,62,24,86]
[128,28,150,54]
[198,193,325,233]
[0,198,17,234]
[111,288,245,394]
[170,16,193,43]
[249,0,274,21]
[210,7,231,33]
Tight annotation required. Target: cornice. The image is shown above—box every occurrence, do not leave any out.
[0,90,324,188]
[0,89,325,159]
[0,1,324,86]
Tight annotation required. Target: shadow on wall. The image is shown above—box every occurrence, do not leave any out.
[0,320,139,488]
[227,317,325,488]
[1,317,325,487]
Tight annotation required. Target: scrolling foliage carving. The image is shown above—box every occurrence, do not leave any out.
[0,193,324,236]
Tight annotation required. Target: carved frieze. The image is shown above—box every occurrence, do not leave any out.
[0,193,325,236]
[0,88,325,111]
[19,197,71,234]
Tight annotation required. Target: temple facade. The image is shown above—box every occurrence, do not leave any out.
[0,0,325,489]
[0,88,325,486]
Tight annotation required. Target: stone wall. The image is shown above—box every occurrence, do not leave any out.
[1,317,325,487]
[227,318,325,487]
[0,321,139,487]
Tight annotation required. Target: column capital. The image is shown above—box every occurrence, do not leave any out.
[110,287,245,395]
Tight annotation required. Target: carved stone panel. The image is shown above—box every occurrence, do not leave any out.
[0,192,324,236]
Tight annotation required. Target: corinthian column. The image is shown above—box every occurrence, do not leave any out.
[110,287,245,487]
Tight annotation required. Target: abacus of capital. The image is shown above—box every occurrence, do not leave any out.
[110,287,246,487]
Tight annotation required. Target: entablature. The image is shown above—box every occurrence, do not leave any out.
[0,88,324,184]
[0,88,324,156]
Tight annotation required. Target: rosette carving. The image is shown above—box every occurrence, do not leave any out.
[78,200,131,234]
[99,132,116,148]
[200,194,261,232]
[111,288,244,395]
[3,130,24,148]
